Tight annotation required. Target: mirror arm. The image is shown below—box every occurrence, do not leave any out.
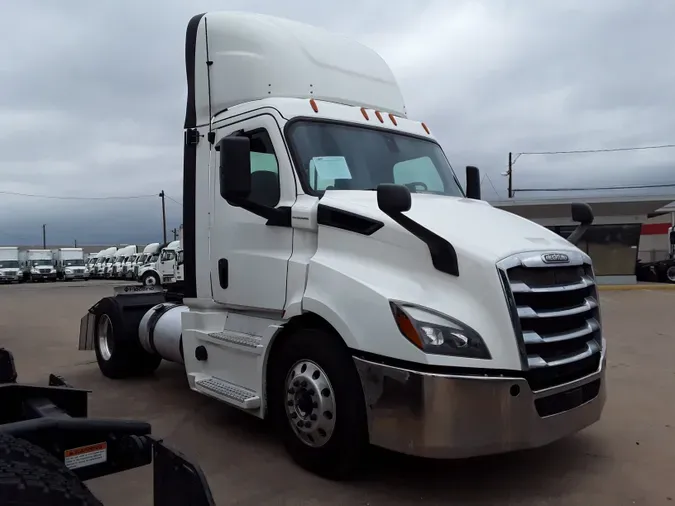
[567,224,590,246]
[226,197,291,228]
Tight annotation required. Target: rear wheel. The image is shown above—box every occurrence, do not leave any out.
[666,265,675,283]
[0,434,102,506]
[269,327,369,480]
[93,298,161,379]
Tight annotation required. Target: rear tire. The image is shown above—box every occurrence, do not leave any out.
[93,298,162,379]
[0,434,102,506]
[269,327,369,480]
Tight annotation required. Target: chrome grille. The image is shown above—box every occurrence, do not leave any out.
[498,251,603,392]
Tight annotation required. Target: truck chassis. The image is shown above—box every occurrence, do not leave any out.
[0,348,214,506]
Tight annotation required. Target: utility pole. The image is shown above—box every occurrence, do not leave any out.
[159,190,167,244]
[74,239,77,247]
[507,152,513,199]
[170,228,178,240]
[42,224,46,249]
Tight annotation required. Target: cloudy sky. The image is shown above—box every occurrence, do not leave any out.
[1,0,674,246]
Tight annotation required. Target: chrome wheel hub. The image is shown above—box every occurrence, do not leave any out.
[97,314,113,361]
[284,360,336,448]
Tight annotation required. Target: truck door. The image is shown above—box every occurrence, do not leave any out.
[158,250,175,283]
[211,114,294,312]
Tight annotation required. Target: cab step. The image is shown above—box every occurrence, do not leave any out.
[202,330,263,354]
[193,375,260,409]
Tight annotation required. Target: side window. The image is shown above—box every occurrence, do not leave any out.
[393,156,445,193]
[244,129,280,208]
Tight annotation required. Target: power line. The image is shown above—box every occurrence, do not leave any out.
[0,190,156,200]
[165,195,183,206]
[518,143,675,156]
[514,182,675,193]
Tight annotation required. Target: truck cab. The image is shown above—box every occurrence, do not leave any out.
[0,247,21,284]
[80,11,606,479]
[137,243,162,286]
[22,249,56,282]
[54,248,86,281]
[101,247,118,278]
[157,240,181,285]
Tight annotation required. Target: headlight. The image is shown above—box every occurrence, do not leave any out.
[389,302,491,359]
[65,269,73,274]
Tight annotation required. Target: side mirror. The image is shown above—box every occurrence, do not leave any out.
[567,202,594,245]
[669,230,675,245]
[377,184,411,215]
[571,202,593,225]
[465,166,481,200]
[217,136,251,201]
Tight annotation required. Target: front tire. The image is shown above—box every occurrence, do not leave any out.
[141,272,160,287]
[269,327,369,480]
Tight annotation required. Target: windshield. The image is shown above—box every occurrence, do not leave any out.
[64,259,84,266]
[286,121,464,196]
[161,250,176,261]
[31,260,51,266]
[148,254,159,263]
[0,260,19,268]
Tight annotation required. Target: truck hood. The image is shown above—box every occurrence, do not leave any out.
[318,191,578,263]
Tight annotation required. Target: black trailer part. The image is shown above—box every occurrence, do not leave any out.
[0,348,215,506]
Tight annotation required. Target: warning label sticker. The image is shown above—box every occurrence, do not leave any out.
[64,442,107,470]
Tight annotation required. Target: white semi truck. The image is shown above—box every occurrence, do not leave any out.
[21,249,57,282]
[53,247,86,280]
[0,246,21,283]
[136,243,162,285]
[78,12,606,479]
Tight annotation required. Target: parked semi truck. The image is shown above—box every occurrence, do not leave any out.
[53,247,87,281]
[20,249,57,282]
[78,12,606,479]
[636,226,675,283]
[137,243,162,285]
[0,247,21,284]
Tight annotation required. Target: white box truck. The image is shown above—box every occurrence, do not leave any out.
[0,246,22,283]
[21,249,56,282]
[53,247,86,281]
[78,12,606,479]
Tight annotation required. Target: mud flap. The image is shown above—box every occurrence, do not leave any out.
[152,437,216,506]
[78,311,96,351]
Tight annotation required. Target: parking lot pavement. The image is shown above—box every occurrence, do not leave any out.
[1,281,674,505]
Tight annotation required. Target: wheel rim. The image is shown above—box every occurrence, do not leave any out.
[97,314,114,361]
[144,275,156,286]
[667,266,675,282]
[284,360,336,448]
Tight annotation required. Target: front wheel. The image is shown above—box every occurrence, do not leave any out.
[141,272,160,287]
[269,327,369,480]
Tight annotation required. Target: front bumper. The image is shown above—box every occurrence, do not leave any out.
[353,348,606,459]
[31,272,57,280]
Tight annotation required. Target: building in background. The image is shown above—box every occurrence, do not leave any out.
[492,195,674,285]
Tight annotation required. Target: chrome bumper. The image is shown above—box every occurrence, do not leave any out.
[353,350,606,459]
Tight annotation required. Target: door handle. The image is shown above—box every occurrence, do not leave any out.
[218,259,228,288]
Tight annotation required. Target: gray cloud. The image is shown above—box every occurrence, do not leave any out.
[1,0,674,245]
